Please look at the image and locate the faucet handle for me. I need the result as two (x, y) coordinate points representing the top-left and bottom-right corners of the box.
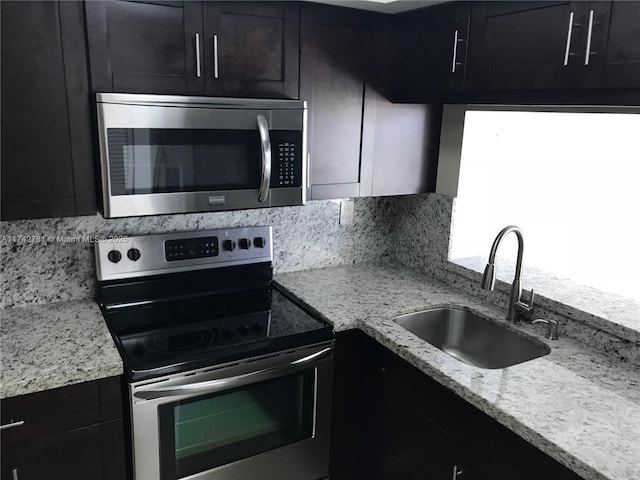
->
(524, 288), (536, 308)
(514, 288), (535, 321)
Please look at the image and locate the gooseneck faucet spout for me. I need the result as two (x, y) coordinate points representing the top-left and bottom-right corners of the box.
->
(481, 225), (535, 322)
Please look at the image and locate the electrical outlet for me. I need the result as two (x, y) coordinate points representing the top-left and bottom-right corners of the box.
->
(339, 199), (354, 226)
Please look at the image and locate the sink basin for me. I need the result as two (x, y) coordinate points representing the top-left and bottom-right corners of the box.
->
(393, 308), (550, 369)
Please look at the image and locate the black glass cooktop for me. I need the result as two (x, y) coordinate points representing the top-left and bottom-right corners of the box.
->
(101, 286), (332, 381)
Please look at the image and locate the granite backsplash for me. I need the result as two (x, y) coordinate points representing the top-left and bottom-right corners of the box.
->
(2, 192), (638, 365)
(0, 198), (394, 308)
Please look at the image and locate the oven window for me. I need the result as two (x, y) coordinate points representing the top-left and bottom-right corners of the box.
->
(158, 371), (315, 480)
(106, 128), (261, 195)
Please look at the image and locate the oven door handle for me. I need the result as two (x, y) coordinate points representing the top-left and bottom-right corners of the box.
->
(257, 114), (271, 203)
(133, 347), (331, 400)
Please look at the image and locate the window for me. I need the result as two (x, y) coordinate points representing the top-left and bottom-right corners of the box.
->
(439, 106), (640, 310)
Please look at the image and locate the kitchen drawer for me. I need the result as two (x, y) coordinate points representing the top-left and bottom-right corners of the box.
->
(0, 377), (122, 445)
(1, 381), (100, 445)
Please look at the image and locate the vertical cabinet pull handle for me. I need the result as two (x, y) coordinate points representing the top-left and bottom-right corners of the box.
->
(12, 468), (19, 480)
(563, 11), (575, 66)
(452, 465), (463, 479)
(195, 33), (202, 78)
(584, 9), (595, 65)
(451, 29), (459, 73)
(213, 34), (219, 79)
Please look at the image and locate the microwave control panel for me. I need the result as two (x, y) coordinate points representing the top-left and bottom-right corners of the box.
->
(271, 131), (302, 188)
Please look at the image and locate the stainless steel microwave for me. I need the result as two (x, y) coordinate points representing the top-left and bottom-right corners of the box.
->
(95, 93), (307, 218)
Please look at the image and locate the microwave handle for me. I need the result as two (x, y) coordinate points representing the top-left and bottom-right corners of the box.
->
(257, 115), (271, 203)
(133, 347), (332, 400)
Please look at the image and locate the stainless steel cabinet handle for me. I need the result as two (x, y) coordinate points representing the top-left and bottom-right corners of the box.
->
(0, 420), (25, 431)
(563, 11), (575, 66)
(306, 152), (311, 188)
(213, 34), (219, 79)
(257, 114), (271, 203)
(452, 465), (463, 479)
(584, 9), (594, 65)
(134, 347), (332, 400)
(195, 33), (202, 78)
(451, 29), (459, 73)
(12, 468), (18, 480)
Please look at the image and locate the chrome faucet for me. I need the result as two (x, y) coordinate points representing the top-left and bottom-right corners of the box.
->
(481, 225), (535, 322)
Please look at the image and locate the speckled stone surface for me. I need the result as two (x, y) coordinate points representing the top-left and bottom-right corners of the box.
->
(392, 193), (640, 349)
(275, 262), (640, 480)
(0, 198), (393, 309)
(0, 300), (123, 399)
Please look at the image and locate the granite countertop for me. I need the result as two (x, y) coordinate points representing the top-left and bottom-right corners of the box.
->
(0, 300), (123, 399)
(275, 262), (640, 480)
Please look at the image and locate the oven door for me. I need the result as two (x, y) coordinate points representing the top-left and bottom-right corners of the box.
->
(97, 97), (305, 218)
(129, 342), (333, 480)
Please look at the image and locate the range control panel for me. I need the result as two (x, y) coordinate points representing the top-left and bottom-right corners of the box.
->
(165, 236), (219, 261)
(95, 226), (272, 281)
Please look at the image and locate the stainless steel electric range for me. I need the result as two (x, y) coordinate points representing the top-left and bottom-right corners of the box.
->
(95, 226), (334, 480)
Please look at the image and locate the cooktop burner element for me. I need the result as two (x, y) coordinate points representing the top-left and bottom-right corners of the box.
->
(96, 226), (333, 381)
(144, 326), (214, 354)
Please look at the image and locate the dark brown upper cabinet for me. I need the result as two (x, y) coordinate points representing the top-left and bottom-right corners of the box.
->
(300, 3), (369, 199)
(1, 1), (96, 220)
(466, 1), (590, 90)
(301, 3), (440, 201)
(466, 1), (639, 92)
(202, 2), (299, 98)
(85, 1), (203, 95)
(390, 2), (471, 101)
(599, 1), (640, 88)
(85, 1), (299, 98)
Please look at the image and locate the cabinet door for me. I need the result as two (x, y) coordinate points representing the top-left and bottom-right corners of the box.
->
(391, 2), (470, 100)
(467, 1), (588, 90)
(601, 1), (640, 88)
(360, 89), (441, 197)
(301, 4), (367, 200)
(472, 422), (585, 480)
(374, 368), (468, 480)
(1, 426), (104, 480)
(85, 0), (203, 94)
(0, 1), (95, 220)
(202, 1), (299, 98)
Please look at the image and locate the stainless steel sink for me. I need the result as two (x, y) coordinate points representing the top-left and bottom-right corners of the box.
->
(393, 308), (550, 369)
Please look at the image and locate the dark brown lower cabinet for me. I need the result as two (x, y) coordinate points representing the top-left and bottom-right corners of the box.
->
(0, 377), (125, 480)
(331, 330), (585, 480)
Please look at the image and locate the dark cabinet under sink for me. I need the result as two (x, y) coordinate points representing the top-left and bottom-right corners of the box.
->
(330, 330), (585, 480)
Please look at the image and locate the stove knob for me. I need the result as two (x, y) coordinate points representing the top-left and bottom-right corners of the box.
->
(239, 238), (251, 250)
(107, 250), (122, 263)
(127, 248), (141, 261)
(253, 237), (266, 248)
(223, 239), (236, 251)
(238, 325), (249, 336)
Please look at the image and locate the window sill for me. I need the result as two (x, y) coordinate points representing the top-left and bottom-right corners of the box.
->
(447, 256), (640, 344)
